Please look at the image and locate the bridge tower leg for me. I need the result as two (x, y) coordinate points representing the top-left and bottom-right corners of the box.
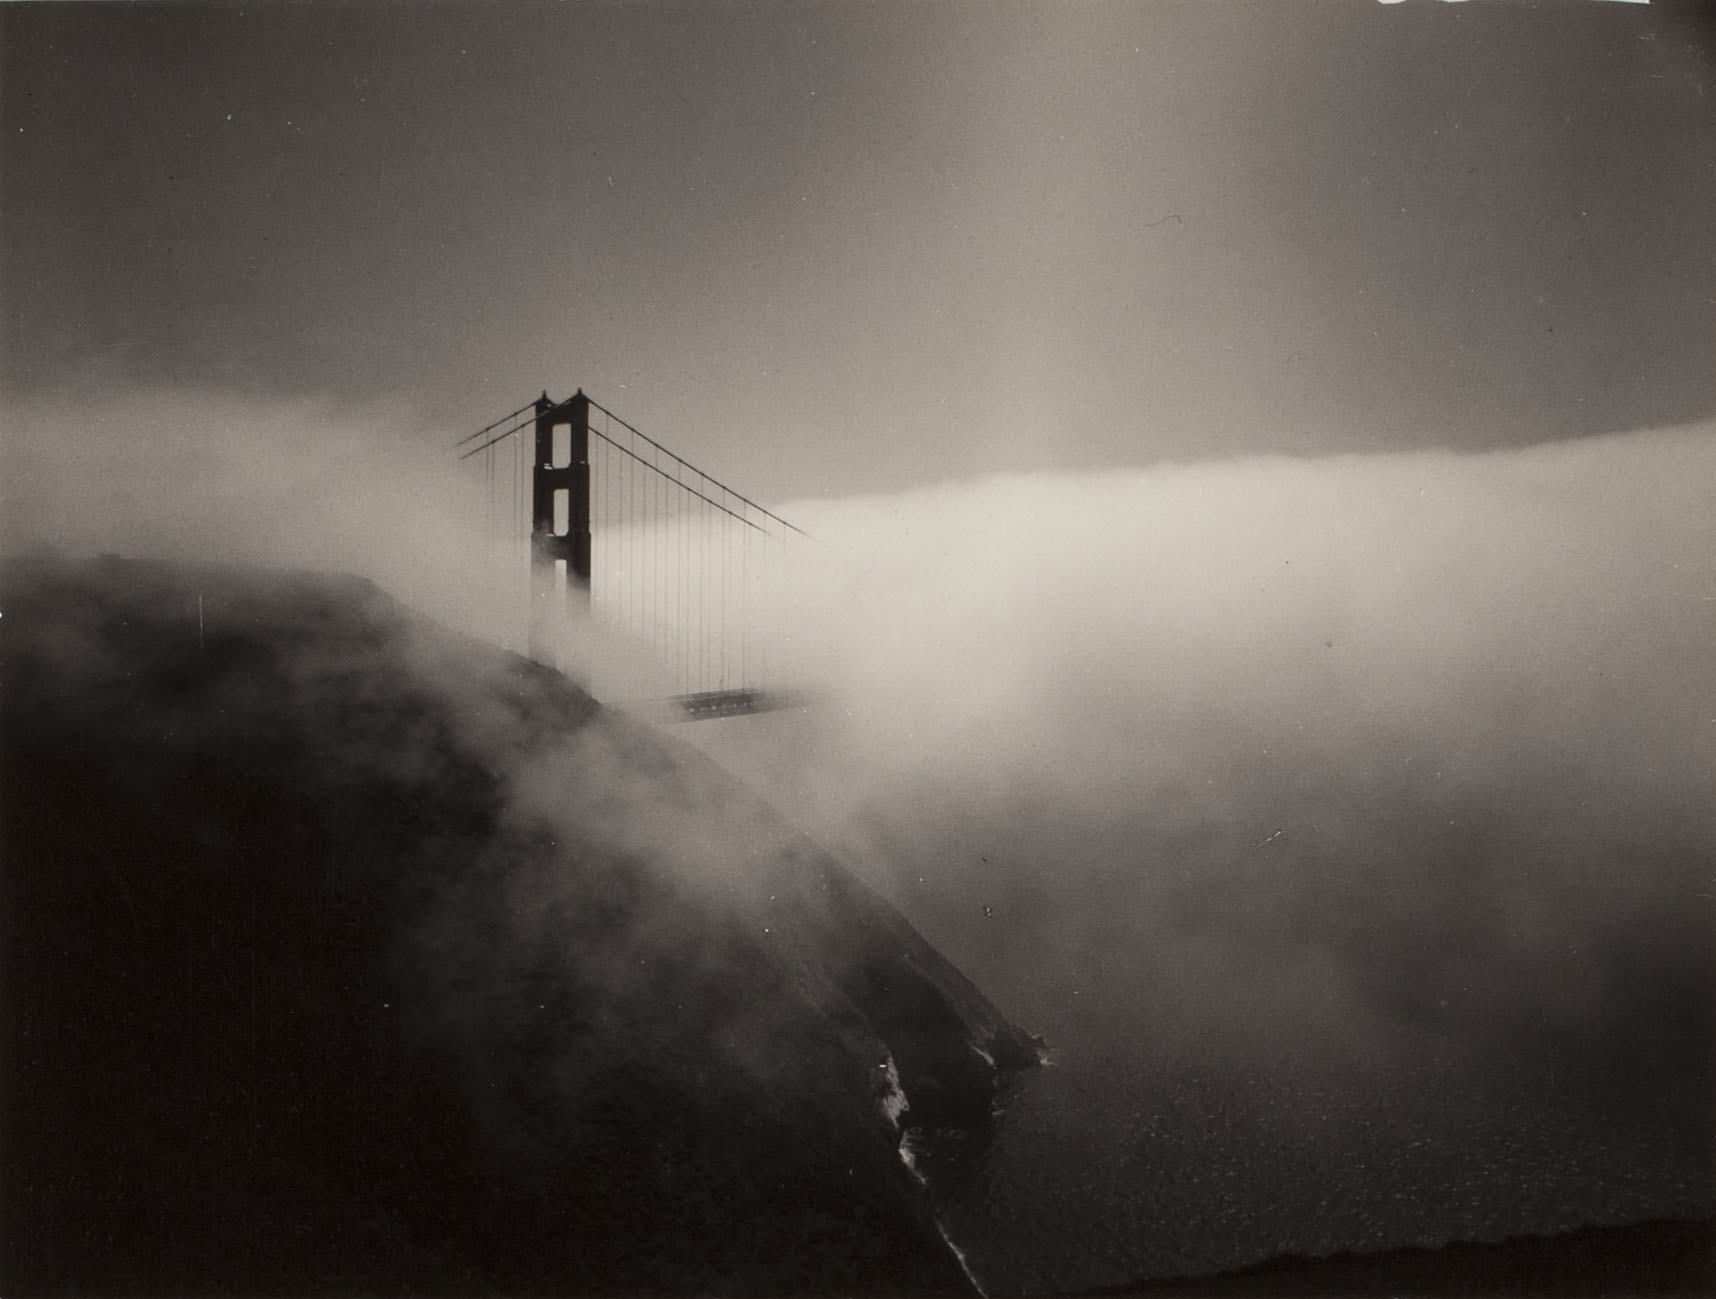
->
(529, 390), (591, 666)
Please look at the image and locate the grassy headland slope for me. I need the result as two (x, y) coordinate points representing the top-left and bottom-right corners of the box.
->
(0, 556), (1037, 1296)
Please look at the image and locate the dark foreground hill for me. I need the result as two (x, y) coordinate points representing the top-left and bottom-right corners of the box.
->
(0, 556), (1040, 1296)
(1080, 1217), (1715, 1297)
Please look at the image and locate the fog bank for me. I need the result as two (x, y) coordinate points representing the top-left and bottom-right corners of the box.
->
(1, 387), (515, 644)
(708, 424), (1715, 1137)
(8, 388), (1711, 1135)
(8, 386), (1711, 1276)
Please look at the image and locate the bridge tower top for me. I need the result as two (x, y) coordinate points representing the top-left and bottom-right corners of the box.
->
(529, 391), (591, 662)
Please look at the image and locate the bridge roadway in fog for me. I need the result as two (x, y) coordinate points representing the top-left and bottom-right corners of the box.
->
(460, 390), (809, 720)
(624, 688), (813, 724)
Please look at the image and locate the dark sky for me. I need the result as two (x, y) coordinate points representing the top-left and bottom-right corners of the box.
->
(4, 0), (1713, 500)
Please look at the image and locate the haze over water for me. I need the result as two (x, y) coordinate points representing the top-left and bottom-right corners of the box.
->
(691, 425), (1716, 1291)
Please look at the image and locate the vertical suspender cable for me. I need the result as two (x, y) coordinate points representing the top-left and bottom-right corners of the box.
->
(682, 472), (688, 684)
(652, 455), (661, 661)
(646, 451), (654, 658)
(627, 436), (634, 640)
(658, 461), (667, 664)
(741, 513), (749, 690)
(719, 504), (728, 690)
(632, 433), (641, 645)
(700, 487), (710, 692)
(513, 434), (523, 648)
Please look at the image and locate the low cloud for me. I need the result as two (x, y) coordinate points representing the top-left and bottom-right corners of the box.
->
(1, 386), (518, 646)
(8, 385), (1712, 1139)
(703, 424), (1716, 1136)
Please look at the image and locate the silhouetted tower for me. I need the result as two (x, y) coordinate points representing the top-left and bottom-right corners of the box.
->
(529, 390), (591, 664)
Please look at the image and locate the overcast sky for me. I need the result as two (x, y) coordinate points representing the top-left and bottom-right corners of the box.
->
(4, 0), (1713, 503)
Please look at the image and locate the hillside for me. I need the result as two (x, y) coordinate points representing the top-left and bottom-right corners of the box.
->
(0, 555), (1040, 1296)
(1083, 1217), (1715, 1297)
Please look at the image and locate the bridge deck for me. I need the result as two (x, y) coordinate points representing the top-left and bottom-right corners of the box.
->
(623, 688), (811, 724)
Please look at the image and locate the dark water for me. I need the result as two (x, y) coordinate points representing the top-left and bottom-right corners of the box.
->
(930, 1026), (1713, 1296)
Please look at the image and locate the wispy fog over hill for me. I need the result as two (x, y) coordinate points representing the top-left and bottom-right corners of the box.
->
(0, 555), (1037, 1295)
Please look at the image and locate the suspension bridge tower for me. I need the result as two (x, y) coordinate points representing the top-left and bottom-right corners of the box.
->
(529, 390), (591, 663)
(460, 385), (807, 719)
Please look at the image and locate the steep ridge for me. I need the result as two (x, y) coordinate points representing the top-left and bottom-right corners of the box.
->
(0, 556), (1039, 1296)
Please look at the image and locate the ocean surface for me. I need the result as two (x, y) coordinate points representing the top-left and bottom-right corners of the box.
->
(925, 1019), (1713, 1295)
